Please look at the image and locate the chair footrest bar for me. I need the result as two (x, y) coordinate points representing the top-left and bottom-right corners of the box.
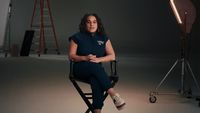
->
(86, 97), (93, 99)
(84, 93), (92, 95)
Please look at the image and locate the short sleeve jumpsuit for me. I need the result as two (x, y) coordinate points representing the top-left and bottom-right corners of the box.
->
(69, 32), (113, 109)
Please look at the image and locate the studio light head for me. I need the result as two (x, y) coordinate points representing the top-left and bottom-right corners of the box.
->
(169, 0), (182, 24)
(169, 0), (196, 33)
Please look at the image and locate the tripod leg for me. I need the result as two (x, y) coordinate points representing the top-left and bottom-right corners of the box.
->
(186, 60), (200, 90)
(156, 59), (179, 90)
(180, 58), (185, 94)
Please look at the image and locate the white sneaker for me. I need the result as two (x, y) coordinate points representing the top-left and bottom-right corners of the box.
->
(112, 93), (126, 110)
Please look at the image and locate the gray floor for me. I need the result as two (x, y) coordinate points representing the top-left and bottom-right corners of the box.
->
(0, 54), (200, 113)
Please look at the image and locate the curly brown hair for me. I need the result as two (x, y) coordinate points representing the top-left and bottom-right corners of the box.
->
(79, 13), (106, 36)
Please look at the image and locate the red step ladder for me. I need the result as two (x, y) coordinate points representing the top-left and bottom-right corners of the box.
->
(30, 0), (60, 56)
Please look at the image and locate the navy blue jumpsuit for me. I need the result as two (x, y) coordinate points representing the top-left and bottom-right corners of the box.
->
(69, 32), (112, 109)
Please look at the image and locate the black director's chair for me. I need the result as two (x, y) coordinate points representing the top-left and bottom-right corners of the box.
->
(69, 60), (118, 113)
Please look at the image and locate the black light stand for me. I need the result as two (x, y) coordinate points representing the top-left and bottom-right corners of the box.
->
(3, 1), (12, 57)
(149, 12), (200, 106)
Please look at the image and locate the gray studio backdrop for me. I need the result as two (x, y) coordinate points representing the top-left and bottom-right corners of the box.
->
(8, 0), (200, 55)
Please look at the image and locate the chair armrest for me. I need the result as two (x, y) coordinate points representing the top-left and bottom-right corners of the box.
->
(110, 60), (117, 76)
(109, 60), (118, 83)
(69, 60), (74, 78)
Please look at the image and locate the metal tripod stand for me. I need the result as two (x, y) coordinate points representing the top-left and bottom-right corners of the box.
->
(3, 1), (12, 57)
(149, 12), (200, 106)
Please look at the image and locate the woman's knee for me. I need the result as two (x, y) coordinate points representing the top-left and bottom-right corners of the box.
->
(93, 101), (104, 110)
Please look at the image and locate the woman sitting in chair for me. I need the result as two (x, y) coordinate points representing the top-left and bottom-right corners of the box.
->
(68, 13), (126, 113)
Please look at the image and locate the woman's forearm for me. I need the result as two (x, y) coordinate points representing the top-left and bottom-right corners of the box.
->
(99, 54), (115, 62)
(69, 54), (88, 62)
(89, 54), (115, 63)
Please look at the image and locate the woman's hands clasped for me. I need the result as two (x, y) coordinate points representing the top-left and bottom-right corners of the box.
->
(87, 54), (101, 63)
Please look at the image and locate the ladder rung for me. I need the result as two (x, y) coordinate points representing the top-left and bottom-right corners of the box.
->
(44, 25), (52, 27)
(32, 28), (53, 32)
(40, 35), (54, 38)
(32, 42), (39, 45)
(43, 15), (50, 17)
(43, 8), (48, 11)
(31, 25), (52, 28)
